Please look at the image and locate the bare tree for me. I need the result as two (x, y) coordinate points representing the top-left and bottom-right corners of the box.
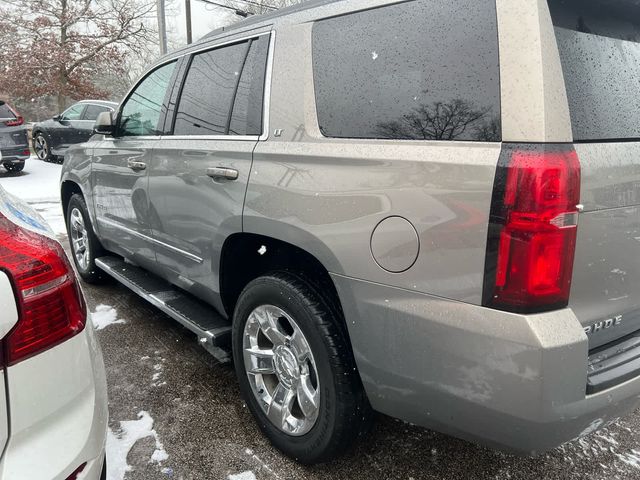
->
(0, 0), (157, 113)
(375, 99), (498, 141)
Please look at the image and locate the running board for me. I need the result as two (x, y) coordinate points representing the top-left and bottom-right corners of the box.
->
(95, 255), (231, 363)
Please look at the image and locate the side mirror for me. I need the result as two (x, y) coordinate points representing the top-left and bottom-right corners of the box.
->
(94, 111), (115, 135)
(52, 114), (61, 121)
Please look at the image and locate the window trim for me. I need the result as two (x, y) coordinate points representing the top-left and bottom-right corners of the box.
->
(167, 31), (274, 141)
(111, 30), (274, 141)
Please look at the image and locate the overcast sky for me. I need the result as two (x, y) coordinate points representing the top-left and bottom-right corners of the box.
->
(166, 0), (241, 47)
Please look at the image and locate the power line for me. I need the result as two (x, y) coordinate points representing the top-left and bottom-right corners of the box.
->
(196, 0), (253, 16)
(198, 0), (277, 12)
(232, 0), (278, 10)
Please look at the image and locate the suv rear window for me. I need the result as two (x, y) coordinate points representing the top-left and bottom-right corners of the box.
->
(549, 0), (640, 141)
(0, 102), (16, 120)
(311, 0), (501, 141)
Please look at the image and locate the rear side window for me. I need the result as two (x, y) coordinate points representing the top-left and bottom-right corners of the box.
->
(174, 42), (248, 136)
(312, 0), (501, 141)
(83, 104), (111, 121)
(229, 36), (269, 136)
(119, 61), (177, 136)
(549, 0), (640, 141)
(0, 102), (16, 120)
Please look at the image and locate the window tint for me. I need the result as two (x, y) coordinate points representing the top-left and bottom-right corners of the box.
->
(83, 104), (111, 121)
(174, 42), (248, 136)
(549, 0), (640, 141)
(229, 36), (269, 136)
(0, 102), (15, 119)
(312, 0), (501, 141)
(120, 61), (177, 136)
(61, 103), (85, 121)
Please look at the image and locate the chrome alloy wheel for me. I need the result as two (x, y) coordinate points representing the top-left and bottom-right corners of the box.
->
(243, 304), (320, 436)
(69, 207), (89, 270)
(34, 135), (48, 160)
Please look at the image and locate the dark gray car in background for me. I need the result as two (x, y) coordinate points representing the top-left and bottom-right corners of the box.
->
(60, 0), (640, 465)
(0, 100), (29, 173)
(32, 100), (117, 163)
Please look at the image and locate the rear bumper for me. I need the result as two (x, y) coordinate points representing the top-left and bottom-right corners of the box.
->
(332, 274), (640, 454)
(0, 321), (108, 479)
(1, 146), (29, 162)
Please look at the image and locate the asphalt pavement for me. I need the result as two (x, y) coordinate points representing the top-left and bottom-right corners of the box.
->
(77, 258), (640, 480)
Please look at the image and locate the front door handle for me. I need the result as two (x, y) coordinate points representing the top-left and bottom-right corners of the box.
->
(207, 167), (238, 180)
(128, 160), (146, 171)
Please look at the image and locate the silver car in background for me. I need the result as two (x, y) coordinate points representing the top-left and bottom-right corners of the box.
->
(60, 0), (640, 464)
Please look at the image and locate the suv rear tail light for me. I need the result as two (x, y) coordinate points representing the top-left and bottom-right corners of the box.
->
(0, 213), (86, 366)
(4, 116), (23, 127)
(483, 144), (581, 313)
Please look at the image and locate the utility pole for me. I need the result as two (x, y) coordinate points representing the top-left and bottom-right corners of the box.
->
(185, 0), (193, 44)
(157, 0), (168, 55)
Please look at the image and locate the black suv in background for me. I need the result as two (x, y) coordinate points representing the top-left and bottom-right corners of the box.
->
(32, 100), (117, 162)
(0, 100), (29, 173)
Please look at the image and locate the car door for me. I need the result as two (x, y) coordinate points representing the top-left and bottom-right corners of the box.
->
(92, 60), (179, 272)
(79, 104), (112, 143)
(148, 34), (271, 304)
(50, 103), (86, 151)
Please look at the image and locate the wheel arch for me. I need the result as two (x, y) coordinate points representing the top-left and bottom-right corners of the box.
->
(219, 232), (343, 321)
(60, 180), (84, 220)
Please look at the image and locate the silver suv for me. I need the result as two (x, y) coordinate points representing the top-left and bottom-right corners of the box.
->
(60, 0), (640, 463)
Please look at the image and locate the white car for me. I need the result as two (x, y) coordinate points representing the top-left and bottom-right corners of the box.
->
(0, 186), (108, 479)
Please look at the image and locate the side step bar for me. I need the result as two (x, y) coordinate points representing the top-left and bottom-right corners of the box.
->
(95, 255), (231, 363)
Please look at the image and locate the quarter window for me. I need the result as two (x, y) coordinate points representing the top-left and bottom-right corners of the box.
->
(119, 61), (177, 136)
(312, 0), (501, 141)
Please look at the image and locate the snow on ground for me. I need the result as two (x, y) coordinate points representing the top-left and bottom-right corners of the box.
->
(92, 305), (126, 330)
(0, 156), (62, 202)
(31, 201), (66, 235)
(228, 472), (257, 480)
(107, 411), (169, 480)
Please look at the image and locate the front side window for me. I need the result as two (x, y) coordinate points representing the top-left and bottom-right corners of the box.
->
(61, 104), (85, 121)
(119, 61), (177, 136)
(83, 104), (111, 121)
(312, 0), (501, 141)
(174, 42), (248, 136)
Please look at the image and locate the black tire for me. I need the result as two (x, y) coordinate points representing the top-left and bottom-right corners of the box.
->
(232, 272), (373, 464)
(33, 132), (52, 162)
(4, 163), (24, 172)
(66, 194), (108, 283)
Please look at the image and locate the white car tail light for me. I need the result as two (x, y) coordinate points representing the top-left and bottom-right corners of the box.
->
(0, 213), (86, 365)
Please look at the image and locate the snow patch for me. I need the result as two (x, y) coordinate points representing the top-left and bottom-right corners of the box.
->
(92, 305), (126, 330)
(0, 157), (62, 202)
(31, 202), (66, 235)
(616, 449), (640, 469)
(107, 411), (169, 480)
(228, 472), (257, 480)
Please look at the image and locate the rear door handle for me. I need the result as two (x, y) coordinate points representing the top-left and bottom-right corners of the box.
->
(207, 167), (238, 180)
(127, 160), (146, 171)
